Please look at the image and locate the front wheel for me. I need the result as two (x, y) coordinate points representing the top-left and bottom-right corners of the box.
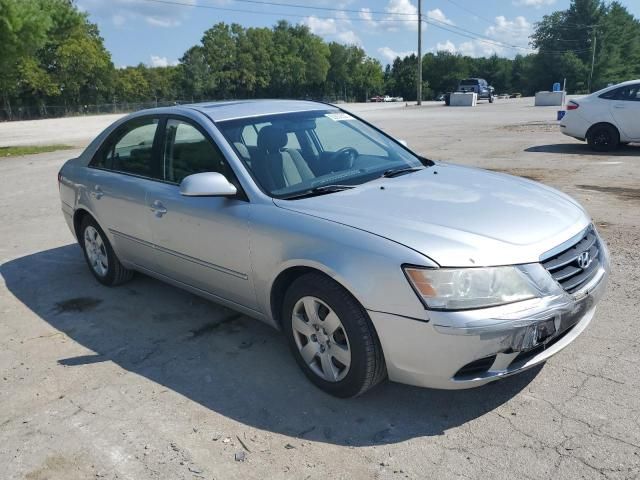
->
(488, 94), (494, 103)
(587, 124), (619, 152)
(80, 216), (134, 286)
(282, 273), (386, 397)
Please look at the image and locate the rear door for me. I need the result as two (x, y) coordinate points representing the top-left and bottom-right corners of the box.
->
(605, 83), (640, 139)
(85, 117), (161, 268)
(144, 116), (257, 309)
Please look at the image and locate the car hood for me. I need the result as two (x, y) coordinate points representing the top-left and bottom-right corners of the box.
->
(273, 163), (590, 267)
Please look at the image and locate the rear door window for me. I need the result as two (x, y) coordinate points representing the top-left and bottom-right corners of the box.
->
(600, 85), (640, 101)
(92, 118), (160, 178)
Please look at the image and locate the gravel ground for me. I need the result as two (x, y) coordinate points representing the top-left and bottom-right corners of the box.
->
(1, 98), (639, 480)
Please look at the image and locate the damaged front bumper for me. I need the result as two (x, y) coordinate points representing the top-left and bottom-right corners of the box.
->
(368, 249), (609, 390)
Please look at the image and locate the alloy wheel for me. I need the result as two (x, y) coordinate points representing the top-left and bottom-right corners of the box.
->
(84, 225), (108, 277)
(291, 296), (351, 382)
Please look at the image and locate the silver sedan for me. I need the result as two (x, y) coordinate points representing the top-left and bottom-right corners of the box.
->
(58, 100), (609, 397)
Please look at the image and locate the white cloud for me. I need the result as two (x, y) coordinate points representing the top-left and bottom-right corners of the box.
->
(432, 15), (534, 58)
(486, 15), (532, 44)
(149, 55), (178, 67)
(79, 0), (199, 28)
(304, 17), (337, 35)
(336, 30), (361, 45)
(513, 0), (555, 7)
(378, 46), (415, 63)
(434, 40), (457, 53)
(360, 0), (420, 31)
(304, 10), (361, 45)
(427, 8), (454, 25)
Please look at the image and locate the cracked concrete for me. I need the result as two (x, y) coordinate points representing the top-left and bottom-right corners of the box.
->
(1, 98), (639, 479)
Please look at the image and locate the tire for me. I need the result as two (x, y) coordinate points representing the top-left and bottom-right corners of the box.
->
(80, 216), (134, 286)
(488, 94), (494, 103)
(282, 273), (386, 398)
(587, 124), (619, 152)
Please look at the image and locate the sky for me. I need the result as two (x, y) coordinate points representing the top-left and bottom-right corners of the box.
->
(76, 0), (640, 68)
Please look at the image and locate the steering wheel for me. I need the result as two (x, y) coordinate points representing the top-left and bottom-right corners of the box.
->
(328, 147), (359, 170)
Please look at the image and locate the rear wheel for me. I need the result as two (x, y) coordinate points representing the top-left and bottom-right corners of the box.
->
(80, 216), (133, 286)
(282, 273), (386, 397)
(587, 124), (619, 152)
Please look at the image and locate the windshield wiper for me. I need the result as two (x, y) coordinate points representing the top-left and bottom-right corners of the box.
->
(382, 166), (425, 178)
(282, 184), (355, 200)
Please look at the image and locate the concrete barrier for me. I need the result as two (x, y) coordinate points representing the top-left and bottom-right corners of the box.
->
(534, 91), (565, 106)
(450, 92), (477, 106)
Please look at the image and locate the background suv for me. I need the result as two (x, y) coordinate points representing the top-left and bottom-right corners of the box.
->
(457, 78), (495, 103)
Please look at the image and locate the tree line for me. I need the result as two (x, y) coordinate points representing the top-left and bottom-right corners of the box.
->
(1, 0), (639, 120)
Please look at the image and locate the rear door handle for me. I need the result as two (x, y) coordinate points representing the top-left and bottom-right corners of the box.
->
(613, 104), (626, 109)
(91, 185), (103, 199)
(150, 200), (167, 217)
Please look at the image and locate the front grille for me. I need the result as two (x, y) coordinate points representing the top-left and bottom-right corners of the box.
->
(541, 226), (601, 294)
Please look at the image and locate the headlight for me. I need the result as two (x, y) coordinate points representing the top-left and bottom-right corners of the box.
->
(404, 264), (562, 310)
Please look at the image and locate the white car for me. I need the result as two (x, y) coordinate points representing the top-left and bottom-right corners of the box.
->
(560, 79), (640, 151)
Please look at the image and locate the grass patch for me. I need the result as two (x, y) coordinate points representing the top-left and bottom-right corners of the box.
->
(0, 144), (74, 158)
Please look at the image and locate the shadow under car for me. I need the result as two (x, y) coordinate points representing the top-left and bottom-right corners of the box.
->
(0, 244), (541, 446)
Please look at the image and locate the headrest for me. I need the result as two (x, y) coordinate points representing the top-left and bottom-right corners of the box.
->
(257, 126), (287, 154)
(233, 142), (250, 160)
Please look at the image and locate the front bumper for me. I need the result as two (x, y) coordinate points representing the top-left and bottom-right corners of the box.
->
(369, 259), (609, 390)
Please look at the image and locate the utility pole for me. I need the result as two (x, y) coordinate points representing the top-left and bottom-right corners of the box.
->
(588, 27), (597, 93)
(417, 0), (422, 105)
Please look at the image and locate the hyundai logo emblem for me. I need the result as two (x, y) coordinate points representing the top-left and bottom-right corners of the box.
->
(577, 251), (592, 269)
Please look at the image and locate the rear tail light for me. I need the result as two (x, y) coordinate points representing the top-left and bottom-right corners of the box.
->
(566, 101), (579, 110)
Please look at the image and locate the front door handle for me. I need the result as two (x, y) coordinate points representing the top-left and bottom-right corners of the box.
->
(91, 185), (103, 199)
(613, 104), (626, 109)
(150, 200), (167, 217)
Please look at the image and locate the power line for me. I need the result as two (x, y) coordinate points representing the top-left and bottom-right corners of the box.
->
(227, 0), (419, 17)
(139, 0), (419, 22)
(442, 0), (494, 24)
(425, 19), (593, 55)
(137, 0), (595, 56)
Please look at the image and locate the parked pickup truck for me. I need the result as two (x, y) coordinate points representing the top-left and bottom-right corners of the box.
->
(457, 78), (495, 103)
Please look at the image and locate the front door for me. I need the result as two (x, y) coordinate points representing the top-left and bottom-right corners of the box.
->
(145, 117), (257, 310)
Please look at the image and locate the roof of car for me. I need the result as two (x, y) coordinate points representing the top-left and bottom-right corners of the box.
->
(183, 99), (338, 122)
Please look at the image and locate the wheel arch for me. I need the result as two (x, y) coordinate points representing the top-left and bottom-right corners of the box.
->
(73, 208), (93, 240)
(586, 122), (620, 141)
(269, 262), (363, 330)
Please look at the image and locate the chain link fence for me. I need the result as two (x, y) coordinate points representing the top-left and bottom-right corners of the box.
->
(0, 95), (356, 122)
(0, 99), (198, 122)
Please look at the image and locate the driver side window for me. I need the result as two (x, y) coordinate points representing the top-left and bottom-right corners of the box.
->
(163, 119), (229, 184)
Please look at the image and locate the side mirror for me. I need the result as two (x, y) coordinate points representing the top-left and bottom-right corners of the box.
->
(179, 172), (237, 197)
(398, 139), (408, 147)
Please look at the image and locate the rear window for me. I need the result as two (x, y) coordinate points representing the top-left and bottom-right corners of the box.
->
(460, 79), (479, 86)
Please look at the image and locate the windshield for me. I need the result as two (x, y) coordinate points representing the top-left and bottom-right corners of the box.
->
(460, 79), (479, 86)
(217, 110), (425, 198)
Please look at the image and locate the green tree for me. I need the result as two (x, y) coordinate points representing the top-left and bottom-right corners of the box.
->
(179, 46), (210, 101)
(0, 0), (51, 117)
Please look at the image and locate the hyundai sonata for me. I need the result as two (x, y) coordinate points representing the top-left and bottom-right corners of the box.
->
(58, 100), (609, 397)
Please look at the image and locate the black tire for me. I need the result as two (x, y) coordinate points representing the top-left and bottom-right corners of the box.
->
(587, 124), (619, 152)
(282, 273), (386, 398)
(79, 215), (134, 286)
(488, 94), (494, 103)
